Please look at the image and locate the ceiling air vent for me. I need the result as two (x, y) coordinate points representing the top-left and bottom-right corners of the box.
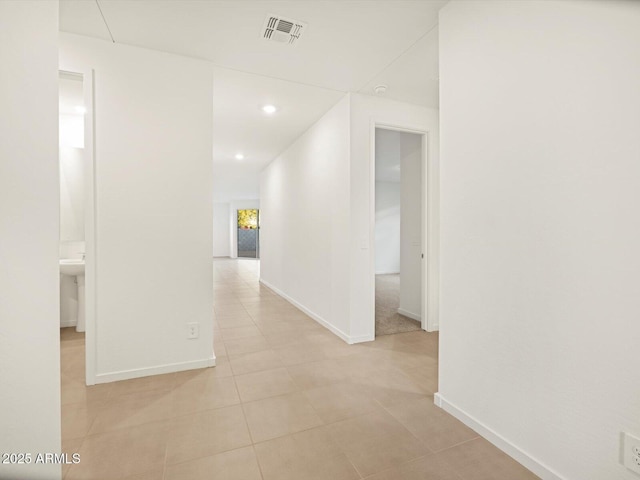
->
(262, 14), (307, 45)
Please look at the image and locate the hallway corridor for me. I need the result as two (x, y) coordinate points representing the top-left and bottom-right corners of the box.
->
(60, 259), (538, 480)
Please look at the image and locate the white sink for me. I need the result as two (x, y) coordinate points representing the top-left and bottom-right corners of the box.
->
(60, 258), (85, 276)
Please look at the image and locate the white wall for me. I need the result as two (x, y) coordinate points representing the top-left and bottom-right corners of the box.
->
(0, 2), (61, 479)
(374, 181), (400, 274)
(399, 132), (422, 319)
(229, 199), (260, 258)
(213, 202), (231, 257)
(59, 33), (215, 382)
(350, 93), (439, 340)
(438, 1), (640, 479)
(261, 94), (438, 342)
(213, 163), (260, 203)
(260, 96), (351, 339)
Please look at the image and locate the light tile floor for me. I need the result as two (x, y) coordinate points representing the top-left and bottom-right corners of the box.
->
(60, 258), (539, 480)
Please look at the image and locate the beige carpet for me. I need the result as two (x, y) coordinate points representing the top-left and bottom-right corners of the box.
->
(375, 274), (421, 336)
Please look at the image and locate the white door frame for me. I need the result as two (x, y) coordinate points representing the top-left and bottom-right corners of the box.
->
(60, 68), (97, 385)
(369, 120), (439, 333)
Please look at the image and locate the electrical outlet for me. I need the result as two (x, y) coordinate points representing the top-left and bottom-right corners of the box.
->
(187, 322), (199, 339)
(622, 432), (640, 474)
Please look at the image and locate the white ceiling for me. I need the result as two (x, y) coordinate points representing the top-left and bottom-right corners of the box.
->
(59, 1), (445, 202)
(212, 66), (344, 202)
(362, 26), (439, 108)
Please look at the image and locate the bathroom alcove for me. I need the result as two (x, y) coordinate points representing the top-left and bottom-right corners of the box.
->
(58, 68), (96, 385)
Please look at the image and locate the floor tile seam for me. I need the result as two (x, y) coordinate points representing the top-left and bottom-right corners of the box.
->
(219, 331), (265, 342)
(98, 394), (175, 415)
(370, 398), (438, 453)
(86, 398), (249, 438)
(62, 434), (88, 477)
(85, 414), (173, 438)
(298, 377), (365, 396)
(283, 358), (343, 388)
(331, 445), (366, 479)
(359, 392), (432, 412)
(295, 389), (386, 429)
(227, 362), (285, 378)
(348, 445), (428, 479)
(358, 453), (438, 479)
(338, 362), (422, 378)
(249, 444), (267, 480)
(62, 409), (100, 443)
(242, 415), (328, 446)
(221, 335), (269, 352)
(312, 402), (392, 434)
(159, 442), (168, 480)
(228, 368), (247, 412)
(356, 422), (432, 454)
(277, 354), (334, 369)
(238, 386), (329, 440)
(234, 382), (302, 405)
(239, 400), (261, 445)
(248, 422), (348, 460)
(166, 393), (244, 420)
(164, 440), (254, 470)
(104, 382), (178, 403)
(216, 323), (260, 333)
(163, 444), (255, 475)
(60, 398), (108, 412)
(213, 299), (248, 307)
(219, 329), (262, 340)
(242, 392), (331, 443)
(212, 294), (243, 300)
(224, 346), (271, 357)
(428, 434), (482, 455)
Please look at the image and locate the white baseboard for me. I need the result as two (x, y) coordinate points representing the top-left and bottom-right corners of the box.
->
(60, 320), (77, 328)
(397, 308), (421, 322)
(375, 271), (400, 275)
(94, 356), (217, 384)
(434, 394), (566, 480)
(349, 333), (375, 344)
(259, 278), (366, 344)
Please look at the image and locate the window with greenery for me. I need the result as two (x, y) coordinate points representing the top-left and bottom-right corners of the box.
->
(237, 209), (259, 229)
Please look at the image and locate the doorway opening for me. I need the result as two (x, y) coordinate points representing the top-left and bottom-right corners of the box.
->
(58, 69), (96, 388)
(237, 209), (260, 258)
(373, 127), (426, 336)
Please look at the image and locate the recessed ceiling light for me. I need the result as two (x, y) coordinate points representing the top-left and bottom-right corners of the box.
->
(75, 106), (86, 114)
(235, 153), (245, 160)
(262, 105), (277, 114)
